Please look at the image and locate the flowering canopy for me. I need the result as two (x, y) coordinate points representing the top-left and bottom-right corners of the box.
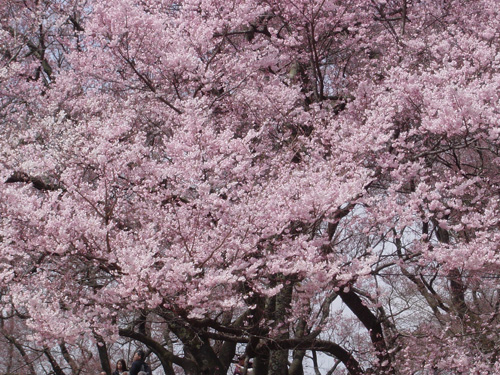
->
(1, 0), (500, 374)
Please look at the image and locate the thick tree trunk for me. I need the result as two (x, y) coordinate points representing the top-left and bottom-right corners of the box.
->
(95, 335), (111, 375)
(337, 289), (393, 375)
(253, 347), (270, 375)
(167, 321), (225, 374)
(288, 350), (305, 375)
(288, 320), (307, 375)
(268, 280), (293, 375)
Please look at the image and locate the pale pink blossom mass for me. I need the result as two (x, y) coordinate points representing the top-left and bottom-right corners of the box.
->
(1, 0), (500, 374)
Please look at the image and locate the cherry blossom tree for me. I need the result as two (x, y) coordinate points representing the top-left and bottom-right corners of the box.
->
(1, 0), (500, 374)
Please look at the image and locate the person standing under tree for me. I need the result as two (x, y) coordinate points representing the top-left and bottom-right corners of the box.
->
(112, 359), (128, 375)
(129, 350), (152, 375)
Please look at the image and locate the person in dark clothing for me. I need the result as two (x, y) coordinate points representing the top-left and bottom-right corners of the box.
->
(129, 350), (152, 375)
(112, 359), (128, 375)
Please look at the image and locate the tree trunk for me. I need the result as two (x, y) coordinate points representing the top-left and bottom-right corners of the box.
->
(269, 281), (294, 375)
(95, 335), (111, 375)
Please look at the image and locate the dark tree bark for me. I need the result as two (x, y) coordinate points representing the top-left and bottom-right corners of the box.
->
(268, 281), (293, 375)
(95, 335), (111, 375)
(44, 348), (66, 375)
(336, 289), (393, 374)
